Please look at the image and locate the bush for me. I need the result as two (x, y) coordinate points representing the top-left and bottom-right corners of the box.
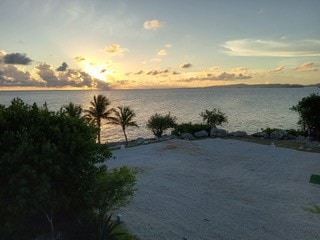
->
(291, 93), (320, 139)
(0, 98), (136, 239)
(172, 122), (211, 136)
(147, 112), (177, 138)
(200, 109), (227, 128)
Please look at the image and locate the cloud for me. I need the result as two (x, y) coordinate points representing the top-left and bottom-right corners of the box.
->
(178, 72), (252, 83)
(135, 70), (143, 75)
(157, 49), (167, 56)
(0, 65), (41, 87)
(105, 44), (128, 56)
(165, 44), (171, 48)
(232, 67), (249, 73)
(74, 56), (86, 62)
(270, 65), (285, 72)
(3, 53), (32, 65)
(294, 62), (318, 72)
(56, 62), (68, 71)
(180, 63), (192, 69)
(223, 39), (320, 57)
(210, 66), (220, 71)
(143, 19), (164, 30)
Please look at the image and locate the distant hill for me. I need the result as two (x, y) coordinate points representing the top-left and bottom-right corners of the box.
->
(203, 83), (320, 89)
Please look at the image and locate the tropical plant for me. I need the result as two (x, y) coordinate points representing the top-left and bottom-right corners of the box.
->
(291, 93), (320, 139)
(172, 122), (211, 136)
(200, 108), (227, 128)
(147, 112), (177, 138)
(109, 106), (139, 145)
(0, 98), (136, 240)
(84, 95), (114, 144)
(94, 214), (125, 240)
(61, 102), (83, 118)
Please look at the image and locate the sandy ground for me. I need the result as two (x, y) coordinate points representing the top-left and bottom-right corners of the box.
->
(106, 138), (320, 240)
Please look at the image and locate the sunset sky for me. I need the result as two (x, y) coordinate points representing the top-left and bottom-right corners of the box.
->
(0, 0), (319, 90)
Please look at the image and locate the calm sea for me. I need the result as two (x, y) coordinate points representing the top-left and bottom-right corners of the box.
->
(1, 87), (319, 143)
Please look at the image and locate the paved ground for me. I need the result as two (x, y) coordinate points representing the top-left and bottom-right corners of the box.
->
(107, 138), (320, 240)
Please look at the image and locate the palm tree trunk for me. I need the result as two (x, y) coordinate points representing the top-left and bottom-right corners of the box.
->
(123, 127), (128, 145)
(97, 118), (101, 144)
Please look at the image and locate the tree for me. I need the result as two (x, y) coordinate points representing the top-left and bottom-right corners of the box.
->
(0, 98), (135, 239)
(147, 113), (177, 138)
(291, 93), (320, 139)
(200, 108), (227, 128)
(109, 106), (139, 145)
(60, 102), (83, 118)
(84, 95), (114, 144)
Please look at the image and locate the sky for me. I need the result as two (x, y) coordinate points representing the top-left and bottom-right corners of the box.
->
(0, 0), (320, 90)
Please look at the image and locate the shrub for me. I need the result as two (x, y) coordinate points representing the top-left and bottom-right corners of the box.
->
(147, 113), (177, 138)
(172, 122), (211, 136)
(291, 93), (320, 139)
(0, 98), (135, 239)
(200, 109), (227, 128)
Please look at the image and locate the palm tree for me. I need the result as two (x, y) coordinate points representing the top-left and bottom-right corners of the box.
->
(109, 106), (138, 145)
(61, 102), (83, 118)
(84, 95), (113, 144)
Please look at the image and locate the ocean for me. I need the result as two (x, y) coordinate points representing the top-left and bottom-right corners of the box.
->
(1, 87), (319, 143)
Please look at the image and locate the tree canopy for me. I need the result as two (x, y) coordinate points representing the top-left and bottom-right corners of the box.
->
(147, 112), (177, 138)
(200, 109), (227, 128)
(291, 93), (320, 139)
(0, 98), (135, 239)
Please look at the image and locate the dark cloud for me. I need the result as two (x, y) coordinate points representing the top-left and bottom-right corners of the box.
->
(56, 62), (68, 71)
(0, 65), (43, 87)
(179, 63), (192, 69)
(178, 72), (252, 83)
(74, 56), (86, 62)
(135, 70), (143, 75)
(172, 71), (181, 75)
(146, 69), (171, 76)
(3, 53), (32, 65)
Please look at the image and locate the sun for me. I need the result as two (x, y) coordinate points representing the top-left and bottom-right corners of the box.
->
(82, 61), (113, 81)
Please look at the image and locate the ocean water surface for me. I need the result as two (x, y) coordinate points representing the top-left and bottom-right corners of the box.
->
(1, 87), (319, 143)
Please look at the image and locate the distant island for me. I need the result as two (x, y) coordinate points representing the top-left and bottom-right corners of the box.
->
(203, 83), (320, 89)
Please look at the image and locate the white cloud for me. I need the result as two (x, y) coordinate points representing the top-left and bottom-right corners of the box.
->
(157, 49), (167, 56)
(165, 44), (171, 48)
(270, 65), (285, 72)
(294, 62), (318, 72)
(150, 58), (162, 63)
(223, 39), (320, 57)
(105, 44), (128, 56)
(143, 19), (164, 30)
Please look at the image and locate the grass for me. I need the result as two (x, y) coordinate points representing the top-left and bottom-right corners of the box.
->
(305, 205), (320, 215)
(114, 224), (140, 240)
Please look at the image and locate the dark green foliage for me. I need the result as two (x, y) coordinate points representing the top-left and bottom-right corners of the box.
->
(109, 106), (139, 145)
(200, 109), (227, 128)
(261, 127), (280, 137)
(94, 214), (125, 240)
(172, 122), (211, 136)
(291, 93), (320, 139)
(84, 95), (114, 144)
(147, 113), (177, 138)
(60, 102), (83, 118)
(310, 174), (320, 185)
(91, 167), (136, 214)
(0, 98), (135, 239)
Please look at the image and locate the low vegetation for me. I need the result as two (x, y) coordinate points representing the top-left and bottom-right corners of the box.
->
(291, 93), (320, 140)
(147, 112), (177, 138)
(200, 108), (227, 128)
(172, 122), (211, 136)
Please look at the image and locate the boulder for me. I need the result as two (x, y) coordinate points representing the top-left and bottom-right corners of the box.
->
(194, 130), (209, 138)
(180, 133), (195, 140)
(232, 131), (247, 137)
(252, 132), (269, 138)
(270, 130), (288, 139)
(210, 128), (228, 137)
(135, 137), (145, 145)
